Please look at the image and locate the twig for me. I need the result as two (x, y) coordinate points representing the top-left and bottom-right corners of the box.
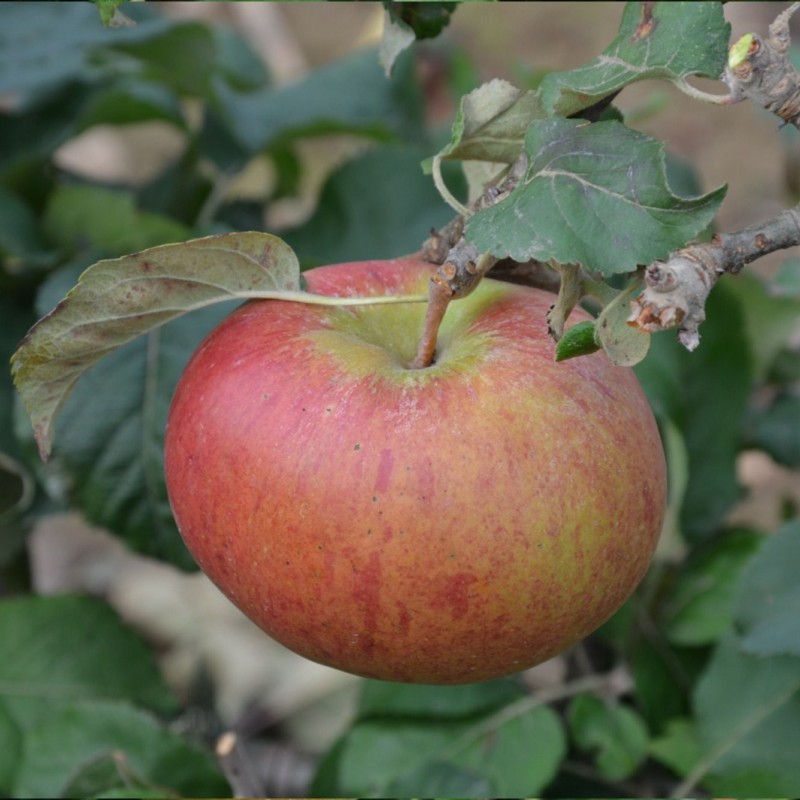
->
(723, 1), (800, 127)
(628, 205), (800, 350)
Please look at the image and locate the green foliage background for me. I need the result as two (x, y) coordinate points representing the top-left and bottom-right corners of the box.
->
(2, 2), (800, 797)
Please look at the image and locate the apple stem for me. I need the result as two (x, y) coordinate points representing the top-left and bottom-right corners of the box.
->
(410, 276), (453, 369)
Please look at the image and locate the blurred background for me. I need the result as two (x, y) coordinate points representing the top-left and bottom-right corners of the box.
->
(2, 3), (800, 798)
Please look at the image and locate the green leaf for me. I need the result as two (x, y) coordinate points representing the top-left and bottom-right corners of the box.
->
(386, 761), (492, 796)
(432, 78), (542, 165)
(11, 232), (299, 461)
(326, 705), (564, 796)
(452, 705), (565, 796)
(211, 46), (424, 154)
(0, 186), (56, 270)
(634, 281), (754, 540)
(725, 272), (800, 381)
(649, 717), (704, 777)
(568, 694), (649, 780)
(688, 636), (800, 795)
(663, 529), (762, 646)
(13, 699), (229, 798)
(0, 595), (176, 732)
(735, 519), (800, 658)
(284, 144), (466, 266)
(464, 118), (726, 275)
(0, 4), (173, 99)
(0, 702), (20, 795)
(747, 392), (800, 468)
(540, 1), (730, 117)
(358, 678), (524, 721)
(554, 320), (600, 362)
(78, 79), (187, 130)
(594, 279), (651, 366)
(44, 185), (190, 256)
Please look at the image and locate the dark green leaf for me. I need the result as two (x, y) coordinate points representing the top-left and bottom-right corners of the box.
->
(211, 47), (424, 154)
(32, 303), (237, 568)
(689, 636), (800, 795)
(635, 281), (753, 540)
(13, 700), (229, 798)
(326, 704), (564, 796)
(663, 529), (762, 646)
(108, 22), (216, 98)
(725, 272), (800, 381)
(0, 186), (56, 270)
(649, 717), (704, 777)
(44, 185), (190, 256)
(285, 144), (467, 266)
(735, 519), (800, 657)
(568, 694), (649, 780)
(386, 762), (492, 796)
(0, 4), (172, 99)
(0, 595), (176, 732)
(540, 1), (730, 117)
(358, 678), (525, 721)
(747, 392), (800, 469)
(464, 118), (726, 275)
(452, 705), (565, 796)
(78, 79), (187, 130)
(0, 702), (20, 795)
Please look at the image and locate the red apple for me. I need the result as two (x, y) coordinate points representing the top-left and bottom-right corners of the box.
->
(164, 257), (666, 684)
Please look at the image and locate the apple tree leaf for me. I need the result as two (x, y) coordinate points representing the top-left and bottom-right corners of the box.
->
(594, 280), (651, 366)
(10, 233), (296, 461)
(539, 1), (730, 117)
(734, 519), (800, 658)
(464, 117), (726, 275)
(568, 694), (649, 781)
(688, 636), (800, 795)
(429, 79), (542, 167)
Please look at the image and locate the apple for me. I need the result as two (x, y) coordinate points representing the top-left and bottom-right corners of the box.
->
(164, 257), (666, 684)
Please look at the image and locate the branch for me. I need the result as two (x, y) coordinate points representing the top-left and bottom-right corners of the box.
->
(724, 2), (800, 127)
(628, 206), (800, 350)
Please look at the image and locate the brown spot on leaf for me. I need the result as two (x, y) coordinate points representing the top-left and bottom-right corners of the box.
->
(633, 1), (658, 41)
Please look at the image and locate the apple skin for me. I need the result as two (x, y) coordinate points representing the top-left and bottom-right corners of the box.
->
(164, 257), (666, 684)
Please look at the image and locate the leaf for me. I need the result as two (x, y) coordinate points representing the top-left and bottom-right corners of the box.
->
(380, 9), (416, 78)
(735, 519), (800, 658)
(555, 320), (600, 362)
(663, 530), (762, 647)
(0, 187), (56, 270)
(725, 272), (800, 381)
(649, 718), (704, 776)
(594, 280), (651, 366)
(747, 392), (800, 468)
(44, 185), (190, 256)
(540, 2), (730, 117)
(326, 706), (564, 796)
(357, 678), (524, 721)
(568, 694), (649, 780)
(11, 232), (300, 461)
(464, 118), (726, 275)
(432, 78), (542, 165)
(211, 46), (424, 154)
(0, 595), (176, 731)
(284, 144), (467, 266)
(0, 4), (173, 99)
(634, 281), (754, 541)
(689, 636), (800, 795)
(13, 700), (229, 798)
(451, 705), (565, 796)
